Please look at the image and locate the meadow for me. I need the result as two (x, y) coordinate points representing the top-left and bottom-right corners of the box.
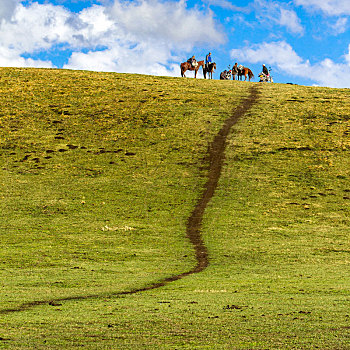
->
(0, 68), (349, 349)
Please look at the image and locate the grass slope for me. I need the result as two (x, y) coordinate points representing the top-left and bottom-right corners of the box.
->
(0, 68), (349, 349)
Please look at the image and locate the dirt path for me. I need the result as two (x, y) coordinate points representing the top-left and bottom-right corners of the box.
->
(184, 85), (260, 273)
(0, 85), (260, 314)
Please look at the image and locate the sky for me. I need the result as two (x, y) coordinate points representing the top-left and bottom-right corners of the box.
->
(1, 0), (350, 88)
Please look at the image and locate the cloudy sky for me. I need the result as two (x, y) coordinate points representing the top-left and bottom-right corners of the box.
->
(1, 0), (350, 87)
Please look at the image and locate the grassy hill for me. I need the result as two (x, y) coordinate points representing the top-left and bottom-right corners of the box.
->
(0, 68), (349, 349)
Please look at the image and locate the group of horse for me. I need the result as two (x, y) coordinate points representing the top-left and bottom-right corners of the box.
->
(180, 60), (254, 81)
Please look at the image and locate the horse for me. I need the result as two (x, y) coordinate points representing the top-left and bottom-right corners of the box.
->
(180, 60), (204, 78)
(203, 62), (216, 79)
(238, 67), (254, 81)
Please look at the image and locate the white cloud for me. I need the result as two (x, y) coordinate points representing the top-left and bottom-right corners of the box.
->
(294, 0), (350, 16)
(64, 45), (181, 76)
(329, 17), (348, 34)
(206, 0), (304, 35)
(65, 0), (224, 75)
(72, 5), (116, 47)
(279, 8), (304, 34)
(108, 0), (224, 48)
(310, 57), (350, 88)
(0, 3), (117, 52)
(0, 0), (223, 76)
(230, 41), (350, 88)
(0, 0), (17, 22)
(231, 41), (310, 72)
(254, 0), (304, 35)
(345, 44), (350, 65)
(203, 0), (251, 13)
(0, 46), (53, 68)
(0, 3), (72, 52)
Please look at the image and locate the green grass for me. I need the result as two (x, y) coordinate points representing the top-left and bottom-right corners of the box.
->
(199, 84), (350, 349)
(0, 68), (349, 349)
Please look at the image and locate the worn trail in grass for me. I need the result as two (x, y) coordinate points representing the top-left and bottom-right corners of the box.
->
(0, 80), (259, 314)
(1, 69), (349, 349)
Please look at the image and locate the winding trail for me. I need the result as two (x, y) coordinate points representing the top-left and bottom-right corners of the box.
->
(0, 86), (260, 315)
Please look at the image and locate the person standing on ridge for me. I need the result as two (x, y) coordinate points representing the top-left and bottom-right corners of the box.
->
(232, 62), (239, 80)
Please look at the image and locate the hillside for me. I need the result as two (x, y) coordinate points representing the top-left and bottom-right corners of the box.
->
(0, 68), (349, 349)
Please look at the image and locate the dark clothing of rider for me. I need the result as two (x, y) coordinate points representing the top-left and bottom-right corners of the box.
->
(262, 65), (269, 76)
(188, 56), (197, 67)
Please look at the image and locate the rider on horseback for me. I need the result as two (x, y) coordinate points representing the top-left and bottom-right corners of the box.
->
(187, 55), (198, 68)
(205, 52), (212, 69)
(259, 64), (273, 82)
(262, 64), (269, 76)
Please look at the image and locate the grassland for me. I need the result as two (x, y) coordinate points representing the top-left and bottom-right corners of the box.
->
(0, 68), (349, 349)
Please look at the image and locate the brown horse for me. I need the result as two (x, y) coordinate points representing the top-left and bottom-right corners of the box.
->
(238, 67), (254, 81)
(203, 62), (216, 79)
(180, 60), (204, 78)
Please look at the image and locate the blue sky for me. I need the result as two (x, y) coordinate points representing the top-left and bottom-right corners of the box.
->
(1, 0), (350, 87)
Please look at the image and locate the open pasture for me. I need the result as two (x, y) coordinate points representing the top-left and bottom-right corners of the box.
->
(0, 68), (349, 349)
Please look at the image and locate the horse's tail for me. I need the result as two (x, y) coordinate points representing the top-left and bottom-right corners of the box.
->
(180, 63), (184, 77)
(249, 69), (254, 79)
